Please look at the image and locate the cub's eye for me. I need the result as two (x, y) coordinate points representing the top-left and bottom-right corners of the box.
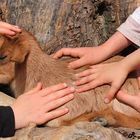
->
(0, 55), (7, 60)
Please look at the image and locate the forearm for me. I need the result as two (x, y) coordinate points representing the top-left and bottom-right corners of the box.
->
(120, 48), (140, 73)
(99, 31), (132, 60)
(99, 7), (140, 61)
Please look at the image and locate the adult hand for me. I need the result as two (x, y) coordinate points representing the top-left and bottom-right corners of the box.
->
(0, 21), (21, 36)
(11, 82), (75, 129)
(74, 62), (128, 103)
(53, 47), (108, 69)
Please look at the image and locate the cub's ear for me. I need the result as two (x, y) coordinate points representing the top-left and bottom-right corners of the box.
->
(0, 36), (4, 48)
(6, 32), (21, 40)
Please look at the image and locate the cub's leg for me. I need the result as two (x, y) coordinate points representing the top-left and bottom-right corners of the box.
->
(64, 108), (140, 128)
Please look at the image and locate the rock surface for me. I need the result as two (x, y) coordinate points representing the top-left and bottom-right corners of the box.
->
(0, 0), (139, 53)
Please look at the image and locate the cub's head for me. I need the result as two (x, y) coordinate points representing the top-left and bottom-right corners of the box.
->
(0, 31), (30, 64)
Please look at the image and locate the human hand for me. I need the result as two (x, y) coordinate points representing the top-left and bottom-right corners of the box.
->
(74, 62), (129, 103)
(53, 47), (108, 69)
(0, 21), (21, 36)
(116, 90), (140, 113)
(11, 82), (75, 129)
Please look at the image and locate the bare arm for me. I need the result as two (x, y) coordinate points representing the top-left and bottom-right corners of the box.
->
(120, 48), (140, 73)
(99, 31), (132, 59)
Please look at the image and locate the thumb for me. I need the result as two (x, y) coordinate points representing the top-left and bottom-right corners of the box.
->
(116, 90), (136, 107)
(26, 82), (43, 95)
(104, 85), (119, 104)
(53, 48), (79, 59)
(68, 58), (88, 69)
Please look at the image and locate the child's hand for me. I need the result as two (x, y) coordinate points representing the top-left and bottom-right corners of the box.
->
(53, 47), (109, 69)
(116, 90), (140, 113)
(11, 83), (75, 129)
(0, 21), (21, 36)
(74, 62), (129, 103)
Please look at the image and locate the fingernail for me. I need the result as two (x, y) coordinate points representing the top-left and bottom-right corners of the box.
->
(10, 31), (16, 35)
(75, 88), (80, 93)
(75, 75), (80, 80)
(64, 108), (69, 112)
(75, 89), (79, 93)
(63, 83), (67, 87)
(14, 25), (19, 28)
(104, 98), (110, 104)
(68, 64), (72, 69)
(68, 94), (74, 99)
(70, 87), (75, 92)
(72, 82), (76, 85)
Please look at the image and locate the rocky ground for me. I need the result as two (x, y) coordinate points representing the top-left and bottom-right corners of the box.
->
(0, 92), (135, 140)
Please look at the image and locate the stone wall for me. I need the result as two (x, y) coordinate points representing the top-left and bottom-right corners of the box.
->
(0, 0), (139, 53)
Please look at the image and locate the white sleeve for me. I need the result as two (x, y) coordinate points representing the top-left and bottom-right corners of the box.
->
(117, 7), (140, 47)
(130, 7), (140, 24)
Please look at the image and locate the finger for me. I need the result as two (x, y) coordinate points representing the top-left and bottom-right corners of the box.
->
(0, 22), (21, 33)
(40, 83), (68, 96)
(74, 74), (97, 86)
(43, 87), (75, 103)
(26, 82), (43, 95)
(45, 108), (69, 122)
(90, 64), (103, 69)
(116, 90), (136, 106)
(76, 80), (101, 93)
(53, 48), (79, 59)
(68, 57), (89, 69)
(9, 26), (21, 33)
(104, 84), (120, 104)
(75, 68), (96, 79)
(45, 94), (74, 111)
(0, 28), (16, 35)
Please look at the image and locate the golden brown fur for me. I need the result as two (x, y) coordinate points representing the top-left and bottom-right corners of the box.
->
(0, 62), (14, 84)
(0, 30), (140, 128)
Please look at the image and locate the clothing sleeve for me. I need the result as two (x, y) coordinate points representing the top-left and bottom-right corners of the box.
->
(0, 106), (15, 137)
(117, 7), (140, 47)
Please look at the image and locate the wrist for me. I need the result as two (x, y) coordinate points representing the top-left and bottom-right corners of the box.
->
(119, 59), (131, 74)
(98, 44), (114, 60)
(11, 105), (19, 129)
(11, 104), (26, 129)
